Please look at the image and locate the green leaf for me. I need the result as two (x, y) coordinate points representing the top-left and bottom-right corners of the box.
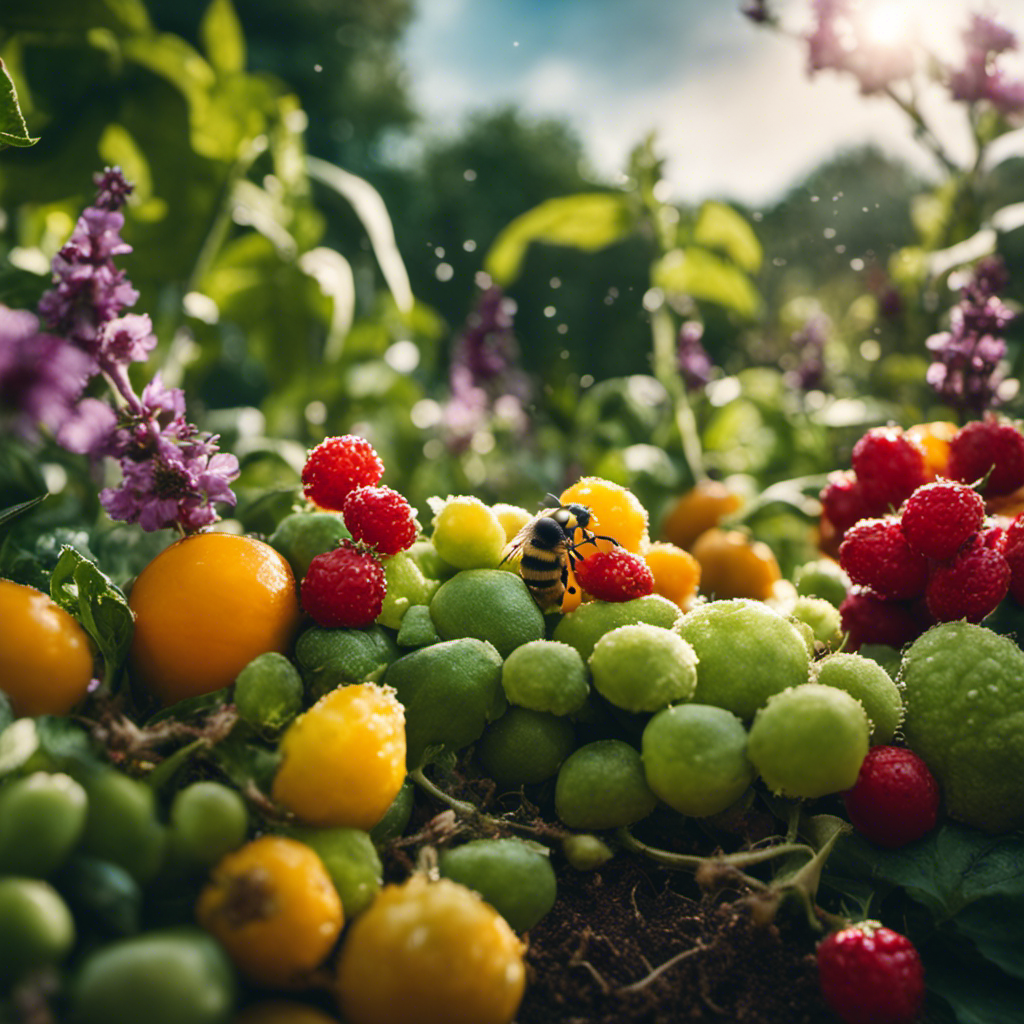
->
(653, 246), (761, 318)
(50, 546), (134, 688)
(200, 0), (246, 75)
(483, 192), (635, 285)
(0, 57), (38, 149)
(693, 200), (762, 273)
(0, 494), (47, 530)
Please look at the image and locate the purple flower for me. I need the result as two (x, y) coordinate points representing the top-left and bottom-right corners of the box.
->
(677, 320), (713, 392)
(787, 315), (829, 391)
(948, 13), (1024, 113)
(92, 167), (134, 212)
(965, 14), (1017, 55)
(926, 257), (1014, 413)
(0, 306), (92, 440)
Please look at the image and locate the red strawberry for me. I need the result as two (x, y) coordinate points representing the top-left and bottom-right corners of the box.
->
(817, 922), (925, 1024)
(851, 426), (929, 512)
(842, 746), (940, 848)
(925, 534), (1010, 623)
(820, 470), (874, 536)
(342, 485), (419, 556)
(947, 415), (1024, 497)
(573, 548), (654, 602)
(839, 590), (923, 651)
(302, 435), (385, 511)
(838, 517), (928, 601)
(899, 480), (985, 560)
(1004, 514), (1024, 603)
(300, 541), (386, 628)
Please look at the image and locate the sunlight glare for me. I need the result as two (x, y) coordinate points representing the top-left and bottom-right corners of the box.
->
(861, 3), (910, 48)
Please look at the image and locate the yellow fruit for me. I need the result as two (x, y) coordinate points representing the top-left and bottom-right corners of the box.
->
(906, 420), (957, 480)
(234, 1002), (341, 1024)
(559, 477), (648, 552)
(430, 496), (506, 569)
(690, 528), (781, 601)
(272, 684), (406, 830)
(197, 836), (343, 988)
(0, 580), (94, 716)
(660, 480), (744, 551)
(643, 542), (701, 609)
(129, 533), (300, 705)
(335, 875), (525, 1024)
(490, 503), (532, 544)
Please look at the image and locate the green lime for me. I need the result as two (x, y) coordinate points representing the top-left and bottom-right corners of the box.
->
(288, 826), (382, 919)
(901, 621), (1024, 833)
(476, 706), (575, 787)
(552, 594), (681, 661)
(501, 640), (589, 715)
(746, 683), (870, 798)
(396, 604), (441, 648)
(0, 771), (87, 877)
(641, 704), (754, 817)
(589, 623), (697, 712)
(857, 643), (902, 679)
(369, 779), (415, 845)
(53, 856), (141, 938)
(269, 511), (350, 581)
(295, 624), (398, 699)
(376, 551), (439, 630)
(439, 838), (556, 932)
(788, 596), (842, 647)
(234, 652), (303, 734)
(430, 569), (545, 658)
(383, 637), (505, 767)
(812, 652), (903, 744)
(405, 539), (450, 581)
(0, 877), (75, 985)
(675, 598), (811, 720)
(168, 782), (249, 870)
(792, 559), (850, 607)
(554, 739), (657, 830)
(429, 495), (507, 569)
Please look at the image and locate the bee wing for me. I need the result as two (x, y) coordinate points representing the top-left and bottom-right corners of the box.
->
(499, 516), (539, 564)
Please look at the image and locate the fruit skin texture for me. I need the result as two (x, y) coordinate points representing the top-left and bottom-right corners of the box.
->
(900, 621), (1024, 832)
(335, 875), (525, 1024)
(842, 746), (940, 848)
(817, 922), (925, 1024)
(272, 683), (406, 830)
(574, 547), (654, 602)
(947, 415), (1024, 497)
(643, 541), (701, 608)
(659, 480), (743, 551)
(839, 591), (923, 651)
(851, 426), (928, 511)
(839, 517), (928, 601)
(300, 541), (386, 629)
(341, 485), (418, 556)
(129, 533), (300, 705)
(689, 528), (781, 601)
(899, 480), (985, 560)
(197, 836), (343, 988)
(924, 535), (1010, 623)
(559, 477), (649, 553)
(0, 579), (94, 717)
(302, 434), (384, 511)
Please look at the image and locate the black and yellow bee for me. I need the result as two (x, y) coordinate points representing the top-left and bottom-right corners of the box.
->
(499, 496), (619, 610)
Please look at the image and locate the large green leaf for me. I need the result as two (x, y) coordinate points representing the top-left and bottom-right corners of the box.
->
(200, 0), (246, 76)
(0, 57), (38, 149)
(653, 246), (761, 318)
(693, 200), (762, 273)
(484, 192), (635, 285)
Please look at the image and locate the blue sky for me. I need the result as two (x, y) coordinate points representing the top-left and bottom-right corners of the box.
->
(401, 0), (1024, 206)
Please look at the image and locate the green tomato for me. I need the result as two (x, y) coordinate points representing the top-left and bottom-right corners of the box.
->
(169, 781), (249, 869)
(554, 740), (657, 830)
(268, 511), (351, 582)
(0, 771), (87, 877)
(288, 826), (382, 919)
(71, 927), (237, 1024)
(54, 856), (142, 938)
(476, 706), (575, 787)
(0, 877), (75, 986)
(234, 652), (303, 735)
(295, 624), (399, 699)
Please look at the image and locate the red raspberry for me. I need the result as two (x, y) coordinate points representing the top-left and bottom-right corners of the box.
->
(817, 922), (925, 1024)
(839, 591), (923, 651)
(899, 480), (985, 560)
(302, 435), (385, 511)
(980, 518), (1008, 552)
(573, 548), (654, 602)
(851, 426), (929, 512)
(842, 746), (940, 848)
(925, 534), (1010, 623)
(838, 517), (928, 601)
(820, 470), (875, 536)
(947, 415), (1024, 497)
(1002, 514), (1024, 603)
(342, 485), (418, 556)
(300, 541), (386, 628)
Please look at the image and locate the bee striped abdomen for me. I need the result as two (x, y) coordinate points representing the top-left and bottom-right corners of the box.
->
(519, 548), (567, 606)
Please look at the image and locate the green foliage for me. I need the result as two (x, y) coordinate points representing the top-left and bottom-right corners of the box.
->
(0, 57), (37, 149)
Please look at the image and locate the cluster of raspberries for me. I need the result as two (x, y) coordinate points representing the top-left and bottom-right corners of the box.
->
(298, 435), (419, 628)
(820, 418), (1024, 648)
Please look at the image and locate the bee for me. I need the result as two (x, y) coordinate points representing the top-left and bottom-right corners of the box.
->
(499, 495), (619, 610)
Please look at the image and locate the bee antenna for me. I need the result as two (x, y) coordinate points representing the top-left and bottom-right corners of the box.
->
(542, 492), (562, 509)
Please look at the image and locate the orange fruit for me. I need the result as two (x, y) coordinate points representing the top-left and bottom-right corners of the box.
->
(0, 580), (94, 717)
(235, 1002), (340, 1024)
(660, 480), (743, 551)
(128, 533), (300, 705)
(643, 542), (701, 609)
(906, 421), (957, 480)
(558, 477), (648, 553)
(690, 528), (781, 601)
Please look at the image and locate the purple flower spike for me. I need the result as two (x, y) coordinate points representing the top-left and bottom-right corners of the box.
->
(677, 320), (714, 392)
